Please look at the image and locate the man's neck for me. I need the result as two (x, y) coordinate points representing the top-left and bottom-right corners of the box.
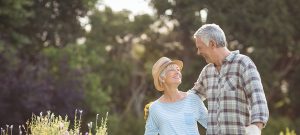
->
(214, 48), (231, 70)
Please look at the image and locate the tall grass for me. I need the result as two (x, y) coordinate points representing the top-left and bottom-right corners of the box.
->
(0, 110), (108, 135)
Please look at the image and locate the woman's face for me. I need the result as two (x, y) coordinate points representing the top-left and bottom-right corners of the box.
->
(161, 64), (182, 85)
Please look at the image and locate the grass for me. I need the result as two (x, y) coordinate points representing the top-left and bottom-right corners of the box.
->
(0, 110), (108, 135)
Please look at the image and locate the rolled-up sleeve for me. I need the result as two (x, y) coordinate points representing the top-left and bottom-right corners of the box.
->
(188, 68), (207, 101)
(242, 59), (269, 126)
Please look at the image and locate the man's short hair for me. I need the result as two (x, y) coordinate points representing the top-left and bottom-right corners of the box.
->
(194, 23), (227, 47)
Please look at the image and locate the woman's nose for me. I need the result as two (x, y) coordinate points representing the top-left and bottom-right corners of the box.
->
(176, 70), (181, 75)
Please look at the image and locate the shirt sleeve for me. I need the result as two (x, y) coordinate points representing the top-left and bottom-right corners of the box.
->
(188, 67), (207, 101)
(197, 98), (208, 129)
(241, 58), (269, 126)
(144, 107), (159, 135)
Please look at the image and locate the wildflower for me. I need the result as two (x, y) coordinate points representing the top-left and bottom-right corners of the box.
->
(59, 122), (64, 129)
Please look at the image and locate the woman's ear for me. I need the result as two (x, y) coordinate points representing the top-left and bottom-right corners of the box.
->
(159, 77), (165, 83)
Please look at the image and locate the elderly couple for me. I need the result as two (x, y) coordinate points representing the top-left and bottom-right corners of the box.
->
(144, 24), (269, 135)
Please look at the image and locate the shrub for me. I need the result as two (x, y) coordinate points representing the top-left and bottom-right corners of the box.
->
(0, 110), (108, 135)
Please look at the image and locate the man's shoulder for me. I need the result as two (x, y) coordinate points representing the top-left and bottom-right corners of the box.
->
(231, 54), (259, 74)
(233, 53), (254, 66)
(203, 63), (214, 70)
(235, 53), (251, 61)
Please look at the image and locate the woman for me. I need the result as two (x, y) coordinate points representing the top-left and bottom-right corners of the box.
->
(144, 57), (207, 135)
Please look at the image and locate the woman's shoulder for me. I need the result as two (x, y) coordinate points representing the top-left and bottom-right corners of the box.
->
(148, 100), (161, 112)
(144, 100), (160, 120)
(186, 91), (201, 100)
(186, 92), (205, 106)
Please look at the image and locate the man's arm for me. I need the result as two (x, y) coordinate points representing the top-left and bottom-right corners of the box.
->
(242, 57), (269, 128)
(188, 68), (207, 101)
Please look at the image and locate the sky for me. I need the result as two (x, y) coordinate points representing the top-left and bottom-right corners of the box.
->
(78, 0), (155, 43)
(101, 0), (154, 15)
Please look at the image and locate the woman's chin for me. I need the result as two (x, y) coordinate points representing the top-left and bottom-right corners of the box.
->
(167, 79), (181, 86)
(173, 80), (182, 85)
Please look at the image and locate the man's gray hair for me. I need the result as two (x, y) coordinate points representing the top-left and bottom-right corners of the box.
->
(193, 24), (227, 47)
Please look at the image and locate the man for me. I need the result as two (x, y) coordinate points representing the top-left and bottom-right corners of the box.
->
(189, 24), (269, 135)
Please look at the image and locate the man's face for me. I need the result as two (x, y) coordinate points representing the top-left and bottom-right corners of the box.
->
(195, 37), (213, 63)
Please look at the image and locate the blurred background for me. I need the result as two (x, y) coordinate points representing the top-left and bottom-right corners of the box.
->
(0, 0), (299, 134)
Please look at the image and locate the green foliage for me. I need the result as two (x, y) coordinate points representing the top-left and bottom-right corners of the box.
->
(262, 116), (300, 135)
(107, 114), (145, 135)
(279, 128), (297, 135)
(0, 0), (99, 128)
(0, 0), (33, 28)
(83, 73), (111, 114)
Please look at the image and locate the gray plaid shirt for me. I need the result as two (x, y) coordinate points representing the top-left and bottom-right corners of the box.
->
(189, 50), (269, 135)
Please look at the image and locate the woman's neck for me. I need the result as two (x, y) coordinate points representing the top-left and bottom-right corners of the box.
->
(161, 87), (185, 102)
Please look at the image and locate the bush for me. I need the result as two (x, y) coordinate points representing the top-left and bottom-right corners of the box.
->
(0, 110), (108, 135)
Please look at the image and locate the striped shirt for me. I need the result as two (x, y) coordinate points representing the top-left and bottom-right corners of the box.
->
(189, 50), (269, 135)
(144, 93), (208, 135)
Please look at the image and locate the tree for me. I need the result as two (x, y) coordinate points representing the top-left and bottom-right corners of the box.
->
(0, 0), (97, 130)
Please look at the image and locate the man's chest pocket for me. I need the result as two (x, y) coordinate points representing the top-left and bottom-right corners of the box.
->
(222, 76), (240, 91)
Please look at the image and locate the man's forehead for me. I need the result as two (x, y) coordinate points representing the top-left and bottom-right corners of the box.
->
(195, 37), (202, 45)
(195, 37), (204, 42)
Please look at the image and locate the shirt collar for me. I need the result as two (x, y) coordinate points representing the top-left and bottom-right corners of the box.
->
(224, 50), (239, 62)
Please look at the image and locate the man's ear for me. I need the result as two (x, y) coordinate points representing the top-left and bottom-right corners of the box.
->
(209, 40), (217, 49)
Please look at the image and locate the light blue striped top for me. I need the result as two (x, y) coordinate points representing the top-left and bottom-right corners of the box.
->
(144, 92), (208, 135)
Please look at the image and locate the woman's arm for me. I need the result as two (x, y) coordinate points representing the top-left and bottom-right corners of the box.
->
(196, 96), (208, 129)
(144, 104), (159, 135)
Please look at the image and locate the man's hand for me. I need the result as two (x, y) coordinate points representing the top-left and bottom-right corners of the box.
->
(245, 124), (261, 135)
(253, 122), (264, 130)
